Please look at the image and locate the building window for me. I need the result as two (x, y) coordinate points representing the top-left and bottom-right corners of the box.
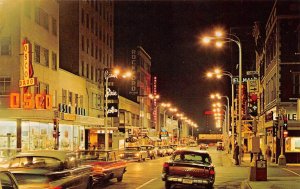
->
(35, 7), (49, 30)
(34, 44), (40, 63)
(92, 93), (101, 109)
(91, 66), (94, 81)
(87, 63), (89, 79)
(52, 17), (57, 36)
(91, 42), (94, 57)
(91, 17), (94, 32)
(75, 93), (79, 106)
(0, 77), (11, 95)
(68, 91), (73, 105)
(62, 89), (67, 104)
(35, 82), (49, 94)
(81, 61), (85, 76)
(95, 46), (98, 59)
(0, 37), (11, 55)
(86, 38), (89, 54)
(293, 73), (300, 95)
(42, 48), (49, 67)
(81, 35), (84, 51)
(52, 52), (57, 70)
(81, 8), (84, 25)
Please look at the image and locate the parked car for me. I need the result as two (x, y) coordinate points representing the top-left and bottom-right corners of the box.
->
(119, 147), (148, 162)
(141, 145), (157, 159)
(217, 142), (224, 151)
(199, 143), (208, 150)
(189, 141), (198, 147)
(2, 150), (93, 189)
(165, 146), (175, 156)
(162, 149), (215, 189)
(169, 144), (178, 151)
(156, 146), (167, 157)
(77, 150), (127, 185)
(0, 168), (19, 189)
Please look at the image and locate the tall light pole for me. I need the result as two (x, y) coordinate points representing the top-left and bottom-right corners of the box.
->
(104, 69), (131, 151)
(207, 69), (235, 154)
(203, 31), (242, 164)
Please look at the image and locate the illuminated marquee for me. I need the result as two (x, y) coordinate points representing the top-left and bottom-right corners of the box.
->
(10, 93), (52, 109)
(19, 43), (36, 87)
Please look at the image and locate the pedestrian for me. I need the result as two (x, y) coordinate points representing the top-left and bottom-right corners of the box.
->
(250, 150), (253, 162)
(265, 146), (272, 163)
(229, 143), (232, 154)
(234, 144), (240, 165)
(258, 148), (263, 160)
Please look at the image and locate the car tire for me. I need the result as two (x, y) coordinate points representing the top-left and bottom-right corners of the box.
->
(165, 181), (172, 189)
(207, 183), (214, 189)
(86, 177), (93, 189)
(117, 175), (123, 182)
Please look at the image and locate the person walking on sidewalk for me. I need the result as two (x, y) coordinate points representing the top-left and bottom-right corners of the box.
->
(234, 144), (240, 165)
(266, 146), (272, 164)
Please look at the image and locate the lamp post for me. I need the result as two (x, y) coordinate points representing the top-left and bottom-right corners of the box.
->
(207, 69), (235, 154)
(104, 69), (131, 151)
(203, 31), (242, 164)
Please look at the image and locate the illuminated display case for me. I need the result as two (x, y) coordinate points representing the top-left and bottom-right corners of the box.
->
(285, 137), (300, 152)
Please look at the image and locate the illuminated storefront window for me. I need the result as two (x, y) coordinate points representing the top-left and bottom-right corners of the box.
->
(285, 137), (300, 152)
(0, 121), (17, 148)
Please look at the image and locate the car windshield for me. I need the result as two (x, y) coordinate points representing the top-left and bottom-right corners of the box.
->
(173, 152), (211, 164)
(9, 156), (62, 170)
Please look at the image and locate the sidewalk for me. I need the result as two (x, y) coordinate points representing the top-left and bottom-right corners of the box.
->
(226, 152), (300, 188)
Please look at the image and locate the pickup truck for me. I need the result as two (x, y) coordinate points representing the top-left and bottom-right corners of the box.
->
(162, 149), (215, 189)
(77, 150), (127, 186)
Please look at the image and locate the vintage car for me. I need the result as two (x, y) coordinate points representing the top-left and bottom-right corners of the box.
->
(169, 144), (178, 150)
(156, 146), (167, 157)
(140, 145), (157, 159)
(217, 142), (224, 151)
(0, 168), (19, 189)
(165, 146), (175, 156)
(2, 150), (93, 189)
(119, 147), (148, 162)
(162, 149), (215, 189)
(189, 141), (198, 147)
(199, 143), (208, 150)
(77, 150), (127, 185)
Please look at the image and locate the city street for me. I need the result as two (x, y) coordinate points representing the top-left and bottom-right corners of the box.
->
(94, 146), (300, 189)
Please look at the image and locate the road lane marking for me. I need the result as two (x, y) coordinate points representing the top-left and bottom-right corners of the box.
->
(282, 168), (300, 176)
(135, 178), (157, 189)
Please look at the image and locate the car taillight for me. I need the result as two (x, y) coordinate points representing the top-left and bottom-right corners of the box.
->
(209, 169), (215, 175)
(163, 162), (169, 173)
(48, 186), (63, 189)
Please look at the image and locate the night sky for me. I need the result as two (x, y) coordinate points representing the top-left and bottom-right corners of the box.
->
(114, 0), (273, 133)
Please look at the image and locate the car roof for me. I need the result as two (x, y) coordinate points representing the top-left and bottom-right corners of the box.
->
(15, 150), (75, 161)
(174, 149), (210, 155)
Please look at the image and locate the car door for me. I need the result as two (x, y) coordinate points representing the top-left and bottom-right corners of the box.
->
(0, 171), (19, 189)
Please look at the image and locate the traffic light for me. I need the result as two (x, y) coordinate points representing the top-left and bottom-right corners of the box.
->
(283, 115), (288, 130)
(248, 93), (258, 117)
(273, 118), (278, 137)
(53, 118), (59, 138)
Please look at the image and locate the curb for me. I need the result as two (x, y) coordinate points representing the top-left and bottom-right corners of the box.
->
(240, 180), (252, 189)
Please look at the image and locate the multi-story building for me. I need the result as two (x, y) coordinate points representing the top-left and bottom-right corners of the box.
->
(0, 0), (104, 152)
(254, 1), (300, 163)
(59, 1), (115, 148)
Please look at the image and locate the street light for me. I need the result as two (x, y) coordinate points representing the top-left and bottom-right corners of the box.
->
(104, 68), (131, 151)
(203, 31), (242, 164)
(207, 68), (235, 154)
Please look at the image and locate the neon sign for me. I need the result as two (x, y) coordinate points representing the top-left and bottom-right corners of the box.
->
(10, 93), (52, 109)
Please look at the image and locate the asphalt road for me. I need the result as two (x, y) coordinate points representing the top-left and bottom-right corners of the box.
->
(94, 146), (300, 189)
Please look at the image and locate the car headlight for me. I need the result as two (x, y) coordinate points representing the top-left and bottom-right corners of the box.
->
(119, 154), (124, 157)
(135, 153), (140, 157)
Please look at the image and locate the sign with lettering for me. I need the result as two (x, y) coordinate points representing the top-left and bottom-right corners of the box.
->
(233, 75), (259, 85)
(247, 79), (259, 93)
(105, 86), (118, 100)
(106, 103), (119, 117)
(129, 49), (138, 96)
(20, 43), (36, 88)
(10, 93), (52, 109)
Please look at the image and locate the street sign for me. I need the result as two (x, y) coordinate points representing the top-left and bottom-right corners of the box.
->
(247, 80), (259, 93)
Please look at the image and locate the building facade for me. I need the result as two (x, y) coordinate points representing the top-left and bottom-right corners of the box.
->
(254, 1), (300, 163)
